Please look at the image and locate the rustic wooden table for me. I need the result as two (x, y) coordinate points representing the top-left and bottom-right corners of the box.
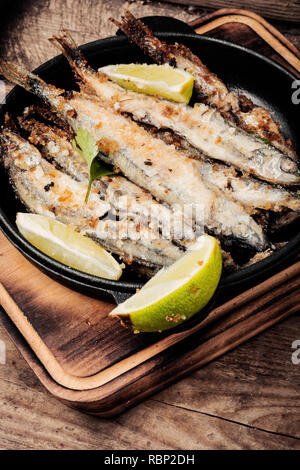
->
(0, 0), (299, 450)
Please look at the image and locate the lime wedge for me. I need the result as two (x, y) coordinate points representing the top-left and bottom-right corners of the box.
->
(16, 213), (122, 280)
(110, 235), (222, 332)
(100, 63), (194, 104)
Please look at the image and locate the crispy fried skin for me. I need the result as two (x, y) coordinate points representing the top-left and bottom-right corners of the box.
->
(112, 11), (296, 159)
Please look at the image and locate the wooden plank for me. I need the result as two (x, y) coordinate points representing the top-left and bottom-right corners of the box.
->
(0, 0), (299, 73)
(194, 16), (300, 75)
(0, 323), (43, 392)
(0, 377), (299, 450)
(155, 314), (300, 438)
(190, 9), (300, 58)
(0, 438), (35, 450)
(1, 314), (300, 448)
(165, 0), (300, 23)
(0, 268), (299, 420)
(0, 0), (198, 69)
(0, 230), (299, 403)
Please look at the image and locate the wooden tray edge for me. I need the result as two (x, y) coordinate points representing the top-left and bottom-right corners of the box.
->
(190, 9), (300, 76)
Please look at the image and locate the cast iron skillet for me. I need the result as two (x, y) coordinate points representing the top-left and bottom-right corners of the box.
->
(0, 17), (299, 321)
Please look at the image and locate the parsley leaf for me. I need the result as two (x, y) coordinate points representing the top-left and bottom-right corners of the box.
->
(72, 128), (114, 202)
(246, 130), (271, 146)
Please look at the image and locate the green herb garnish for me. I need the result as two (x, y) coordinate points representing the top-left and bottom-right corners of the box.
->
(72, 128), (114, 202)
(257, 136), (272, 146)
(246, 130), (271, 146)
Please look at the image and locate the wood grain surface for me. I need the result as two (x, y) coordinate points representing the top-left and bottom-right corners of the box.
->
(0, 0), (299, 450)
(165, 0), (300, 23)
(1, 308), (299, 450)
(1, 231), (299, 403)
(192, 10), (300, 75)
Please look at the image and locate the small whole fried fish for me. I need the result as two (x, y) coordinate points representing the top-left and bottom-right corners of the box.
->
(144, 126), (300, 214)
(0, 129), (110, 228)
(0, 60), (268, 251)
(19, 117), (195, 244)
(48, 32), (300, 186)
(0, 129), (186, 270)
(112, 11), (296, 159)
(86, 218), (184, 269)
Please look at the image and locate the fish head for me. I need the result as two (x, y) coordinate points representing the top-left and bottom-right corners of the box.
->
(250, 148), (300, 186)
(0, 130), (41, 171)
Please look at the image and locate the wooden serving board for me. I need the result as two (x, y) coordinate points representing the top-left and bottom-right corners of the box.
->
(1, 11), (300, 417)
(1, 232), (299, 416)
(189, 8), (300, 77)
(168, 1), (300, 24)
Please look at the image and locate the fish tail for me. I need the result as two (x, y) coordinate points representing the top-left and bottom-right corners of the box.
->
(110, 11), (171, 64)
(110, 11), (153, 43)
(49, 30), (93, 81)
(19, 103), (74, 137)
(0, 59), (63, 103)
(0, 60), (33, 92)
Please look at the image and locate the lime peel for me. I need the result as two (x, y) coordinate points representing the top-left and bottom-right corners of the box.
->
(110, 234), (222, 332)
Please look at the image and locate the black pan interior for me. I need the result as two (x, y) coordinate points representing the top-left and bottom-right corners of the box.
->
(0, 31), (300, 303)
